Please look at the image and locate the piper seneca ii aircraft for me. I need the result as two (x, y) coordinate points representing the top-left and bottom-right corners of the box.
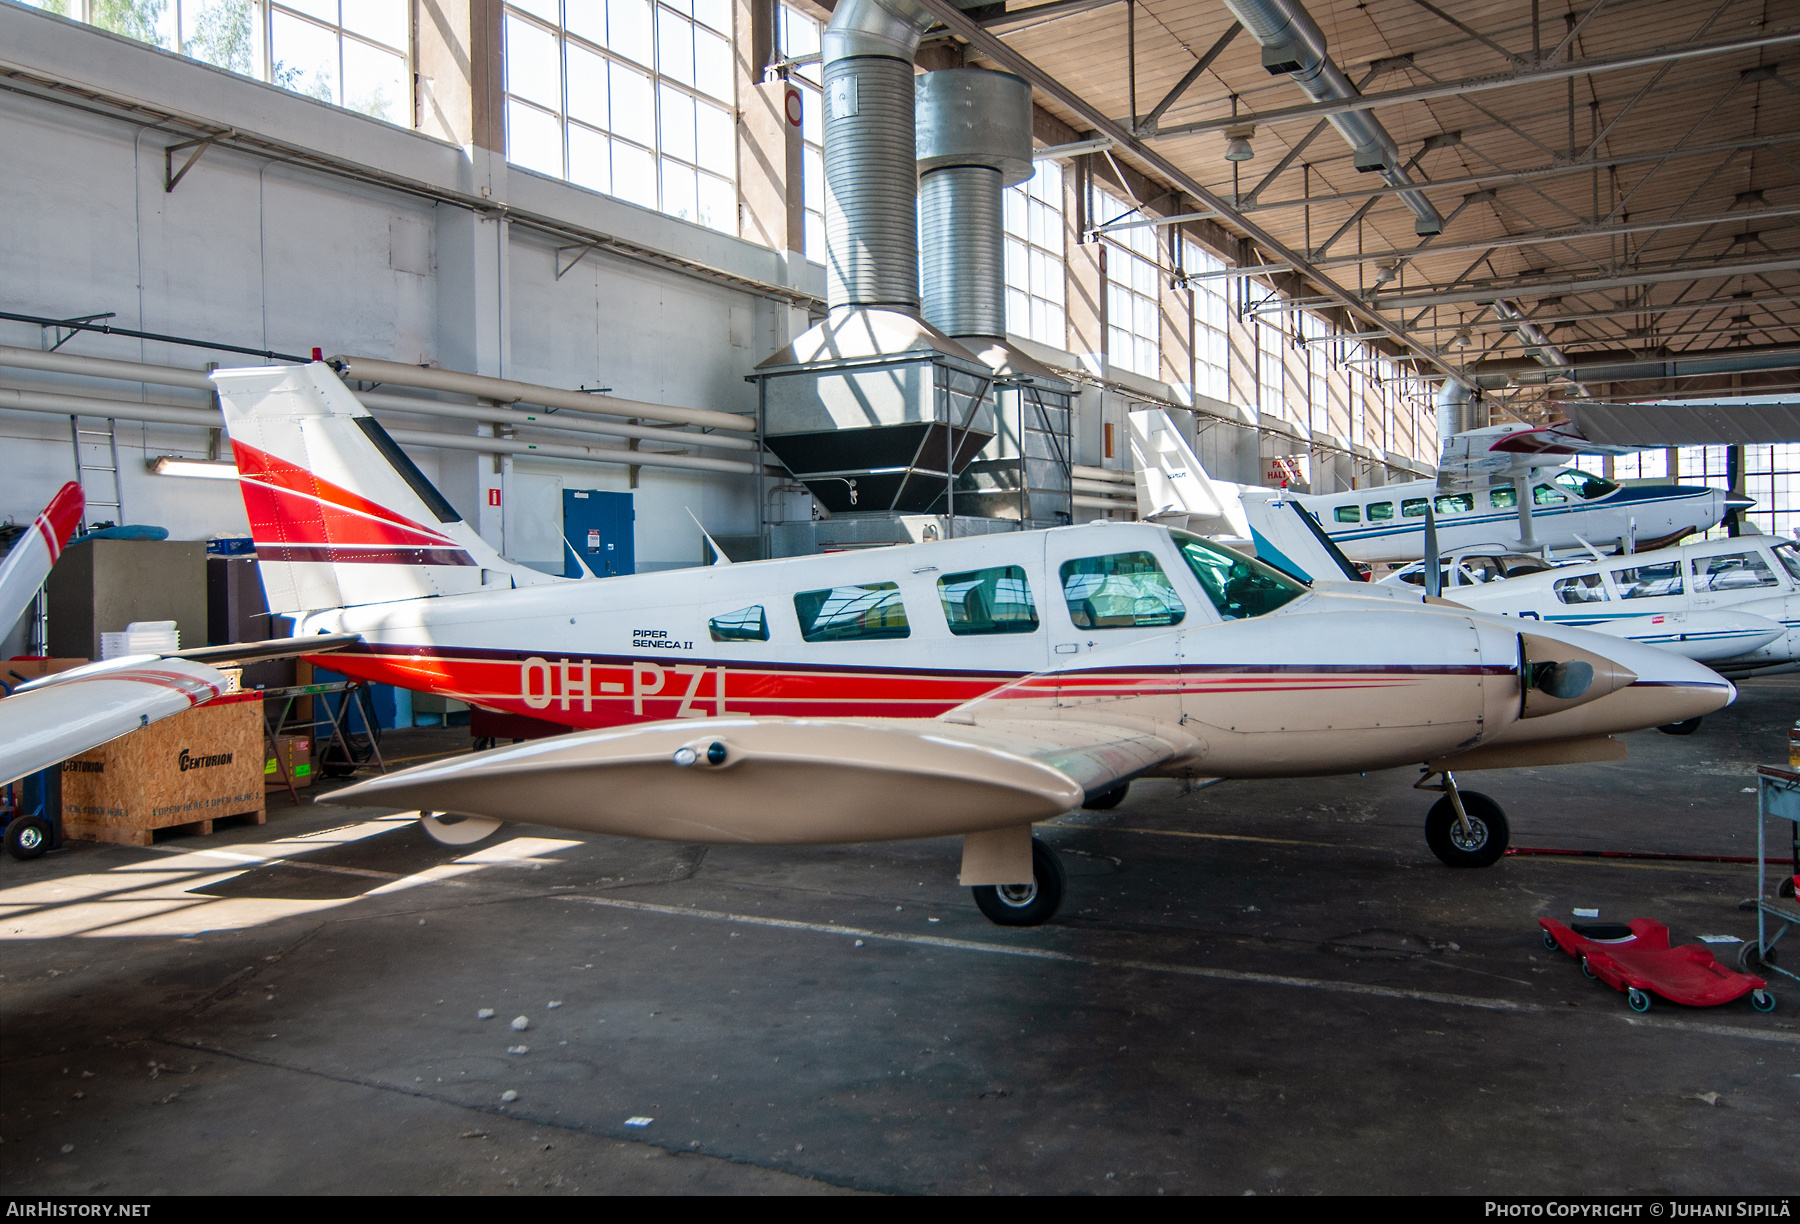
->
(0, 365), (1736, 921)
(1300, 423), (1742, 564)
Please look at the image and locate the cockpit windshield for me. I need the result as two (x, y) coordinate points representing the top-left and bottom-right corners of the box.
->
(1555, 470), (1619, 499)
(1168, 530), (1309, 620)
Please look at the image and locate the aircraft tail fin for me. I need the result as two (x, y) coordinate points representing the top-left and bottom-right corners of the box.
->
(212, 363), (559, 615)
(1126, 409), (1253, 539)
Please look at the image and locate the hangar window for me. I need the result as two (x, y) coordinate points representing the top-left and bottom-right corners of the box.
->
(794, 583), (910, 641)
(1690, 552), (1779, 592)
(1173, 532), (1306, 620)
(39, 1), (411, 125)
(938, 567), (1039, 636)
(1333, 506), (1360, 523)
(1060, 553), (1185, 629)
(503, 0), (737, 234)
(708, 606), (768, 641)
(1367, 502), (1394, 520)
(1611, 562), (1683, 600)
(1006, 162), (1067, 350)
(1094, 189), (1162, 381)
(1553, 574), (1609, 604)
(1401, 498), (1428, 518)
(1433, 493), (1474, 515)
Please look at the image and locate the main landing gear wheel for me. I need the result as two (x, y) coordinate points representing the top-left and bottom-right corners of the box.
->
(971, 837), (1066, 927)
(1425, 792), (1509, 869)
(5, 817), (51, 861)
(1658, 717), (1702, 736)
(1082, 782), (1130, 811)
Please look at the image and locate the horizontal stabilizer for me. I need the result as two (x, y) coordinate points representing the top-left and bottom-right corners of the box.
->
(0, 657), (232, 786)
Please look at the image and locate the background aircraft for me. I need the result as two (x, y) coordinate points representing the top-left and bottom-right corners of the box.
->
(1299, 422), (1740, 563)
(186, 364), (1730, 925)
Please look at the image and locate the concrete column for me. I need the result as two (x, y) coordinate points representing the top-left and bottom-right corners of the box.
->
(741, 80), (805, 254)
(417, 0), (503, 152)
(1065, 157), (1104, 376)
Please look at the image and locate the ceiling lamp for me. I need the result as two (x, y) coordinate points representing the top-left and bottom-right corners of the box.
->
(1224, 124), (1256, 162)
(1452, 327), (1473, 348)
(1373, 262), (1400, 286)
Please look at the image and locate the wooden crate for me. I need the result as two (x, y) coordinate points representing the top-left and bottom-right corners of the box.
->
(264, 734), (314, 791)
(61, 693), (266, 846)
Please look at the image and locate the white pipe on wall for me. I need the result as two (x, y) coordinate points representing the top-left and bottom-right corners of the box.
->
(333, 355), (756, 433)
(355, 390), (763, 453)
(382, 429), (772, 477)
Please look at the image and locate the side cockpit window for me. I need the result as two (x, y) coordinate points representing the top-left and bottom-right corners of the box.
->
(1060, 552), (1185, 629)
(938, 566), (1039, 635)
(794, 583), (910, 641)
(1553, 574), (1609, 605)
(1172, 530), (1307, 619)
(709, 606), (768, 642)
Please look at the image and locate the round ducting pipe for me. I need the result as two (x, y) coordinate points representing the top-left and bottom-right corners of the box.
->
(915, 69), (1034, 340)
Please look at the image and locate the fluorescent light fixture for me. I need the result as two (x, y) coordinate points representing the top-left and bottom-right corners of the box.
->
(146, 456), (238, 480)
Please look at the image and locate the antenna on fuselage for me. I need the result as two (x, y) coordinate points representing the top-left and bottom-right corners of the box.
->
(687, 508), (733, 566)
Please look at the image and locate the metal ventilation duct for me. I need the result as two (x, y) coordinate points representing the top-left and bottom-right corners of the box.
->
(820, 0), (937, 311)
(916, 68), (1034, 339)
(1219, 0), (1445, 236)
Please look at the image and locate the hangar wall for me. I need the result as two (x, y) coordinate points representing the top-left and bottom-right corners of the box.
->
(0, 5), (795, 575)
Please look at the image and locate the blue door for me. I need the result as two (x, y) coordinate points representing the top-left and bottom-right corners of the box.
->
(563, 489), (635, 577)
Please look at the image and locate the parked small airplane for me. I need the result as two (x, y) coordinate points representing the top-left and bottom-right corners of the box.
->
(131, 362), (1725, 925)
(1420, 533), (1800, 686)
(1299, 423), (1741, 564)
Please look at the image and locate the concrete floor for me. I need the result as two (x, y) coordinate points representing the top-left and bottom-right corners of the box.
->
(2, 677), (1796, 1195)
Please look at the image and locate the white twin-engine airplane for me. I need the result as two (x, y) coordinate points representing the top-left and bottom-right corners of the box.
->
(0, 365), (1734, 922)
(1300, 423), (1739, 564)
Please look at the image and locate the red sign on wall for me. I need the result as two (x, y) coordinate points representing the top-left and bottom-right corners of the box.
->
(487, 488), (502, 507)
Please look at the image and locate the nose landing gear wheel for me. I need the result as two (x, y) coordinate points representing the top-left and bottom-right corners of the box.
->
(1424, 792), (1509, 868)
(1657, 717), (1702, 736)
(971, 837), (1066, 927)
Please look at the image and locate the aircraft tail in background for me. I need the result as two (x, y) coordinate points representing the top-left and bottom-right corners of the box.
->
(0, 481), (83, 635)
(212, 363), (560, 615)
(1127, 409), (1252, 539)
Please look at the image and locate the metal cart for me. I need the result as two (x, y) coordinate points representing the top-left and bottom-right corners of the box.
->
(1739, 764), (1800, 985)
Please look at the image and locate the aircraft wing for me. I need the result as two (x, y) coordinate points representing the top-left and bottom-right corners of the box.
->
(322, 711), (1188, 845)
(1436, 423), (1637, 487)
(0, 481), (83, 633)
(0, 633), (360, 787)
(1552, 398), (1800, 447)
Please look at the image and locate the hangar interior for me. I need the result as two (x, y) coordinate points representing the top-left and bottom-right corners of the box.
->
(2, 0), (1798, 1197)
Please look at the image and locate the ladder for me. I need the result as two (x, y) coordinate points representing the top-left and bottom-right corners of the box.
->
(69, 414), (123, 527)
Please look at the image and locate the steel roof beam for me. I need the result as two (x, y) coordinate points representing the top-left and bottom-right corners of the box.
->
(1366, 254), (1800, 310)
(1144, 26), (1800, 140)
(1238, 136), (1797, 214)
(910, 0), (1470, 383)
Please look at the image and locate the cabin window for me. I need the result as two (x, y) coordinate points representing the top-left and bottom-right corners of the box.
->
(1490, 485), (1517, 509)
(1691, 552), (1779, 592)
(938, 566), (1039, 635)
(708, 606), (768, 642)
(1172, 531), (1306, 620)
(1060, 552), (1186, 629)
(1556, 470), (1619, 499)
(1553, 574), (1609, 604)
(1401, 498), (1428, 518)
(1533, 483), (1567, 506)
(1611, 562), (1683, 600)
(1773, 542), (1800, 583)
(794, 583), (910, 641)
(1367, 502), (1394, 520)
(1334, 506), (1361, 523)
(1433, 493), (1474, 515)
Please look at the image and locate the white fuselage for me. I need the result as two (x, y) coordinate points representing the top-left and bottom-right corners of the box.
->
(286, 521), (1732, 778)
(1300, 467), (1729, 563)
(1442, 534), (1800, 678)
